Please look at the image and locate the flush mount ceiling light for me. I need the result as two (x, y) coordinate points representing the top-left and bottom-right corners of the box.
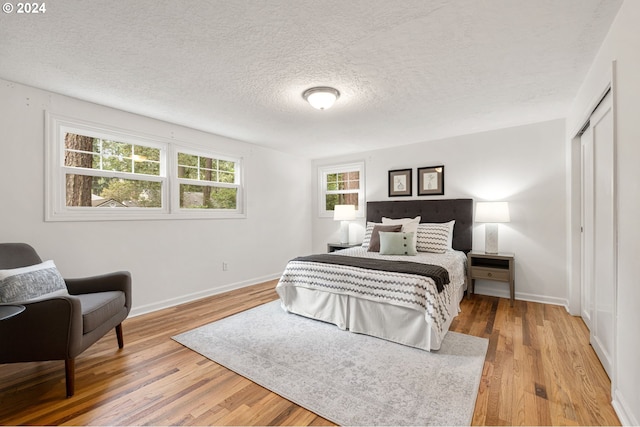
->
(302, 86), (340, 110)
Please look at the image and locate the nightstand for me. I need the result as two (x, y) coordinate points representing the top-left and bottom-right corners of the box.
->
(327, 242), (361, 253)
(467, 251), (515, 306)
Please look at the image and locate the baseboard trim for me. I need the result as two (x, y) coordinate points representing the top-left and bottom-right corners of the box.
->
(128, 272), (281, 318)
(472, 285), (567, 307)
(612, 387), (637, 426)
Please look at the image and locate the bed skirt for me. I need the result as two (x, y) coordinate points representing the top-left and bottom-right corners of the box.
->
(276, 282), (465, 351)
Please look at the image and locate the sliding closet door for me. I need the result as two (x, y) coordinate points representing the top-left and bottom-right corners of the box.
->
(580, 91), (615, 378)
(580, 126), (594, 329)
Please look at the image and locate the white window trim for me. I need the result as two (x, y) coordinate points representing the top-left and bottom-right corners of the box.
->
(171, 144), (244, 218)
(45, 112), (246, 221)
(318, 161), (365, 218)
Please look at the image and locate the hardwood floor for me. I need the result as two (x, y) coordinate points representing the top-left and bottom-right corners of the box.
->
(0, 280), (620, 426)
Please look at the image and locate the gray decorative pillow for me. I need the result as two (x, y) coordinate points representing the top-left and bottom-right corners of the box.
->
(367, 224), (403, 252)
(379, 231), (418, 256)
(0, 260), (68, 303)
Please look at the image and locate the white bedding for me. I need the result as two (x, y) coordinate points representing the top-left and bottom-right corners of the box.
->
(276, 247), (467, 351)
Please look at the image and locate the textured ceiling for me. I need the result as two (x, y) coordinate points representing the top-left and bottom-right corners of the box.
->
(0, 0), (622, 158)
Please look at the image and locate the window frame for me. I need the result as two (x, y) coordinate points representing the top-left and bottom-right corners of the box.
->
(172, 145), (244, 216)
(45, 112), (245, 221)
(318, 162), (365, 218)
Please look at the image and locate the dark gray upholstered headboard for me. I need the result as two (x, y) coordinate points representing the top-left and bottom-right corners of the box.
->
(366, 199), (473, 253)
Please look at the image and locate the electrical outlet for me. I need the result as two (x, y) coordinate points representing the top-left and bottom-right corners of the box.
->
(222, 262), (228, 271)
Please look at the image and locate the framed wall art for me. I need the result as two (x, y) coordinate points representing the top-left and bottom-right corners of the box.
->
(417, 165), (444, 196)
(388, 168), (412, 197)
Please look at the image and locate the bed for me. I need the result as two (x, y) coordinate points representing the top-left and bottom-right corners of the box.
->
(276, 199), (473, 351)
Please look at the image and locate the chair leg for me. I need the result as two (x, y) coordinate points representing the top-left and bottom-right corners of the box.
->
(116, 323), (124, 348)
(65, 358), (75, 397)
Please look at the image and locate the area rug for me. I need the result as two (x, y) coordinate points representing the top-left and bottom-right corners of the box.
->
(172, 300), (488, 426)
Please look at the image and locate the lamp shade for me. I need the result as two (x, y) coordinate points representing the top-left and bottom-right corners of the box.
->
(475, 202), (510, 223)
(333, 204), (356, 221)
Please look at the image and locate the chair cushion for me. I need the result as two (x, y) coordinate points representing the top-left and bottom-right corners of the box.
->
(77, 291), (126, 334)
(0, 260), (67, 303)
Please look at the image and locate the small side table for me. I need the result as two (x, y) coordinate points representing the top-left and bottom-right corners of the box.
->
(327, 242), (361, 253)
(467, 251), (515, 306)
(0, 304), (26, 321)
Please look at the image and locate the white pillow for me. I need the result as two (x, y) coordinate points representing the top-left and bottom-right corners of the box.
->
(444, 220), (455, 248)
(416, 221), (455, 253)
(382, 216), (420, 252)
(0, 260), (68, 303)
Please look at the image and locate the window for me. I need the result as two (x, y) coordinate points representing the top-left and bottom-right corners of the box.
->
(63, 133), (164, 209)
(46, 113), (244, 221)
(318, 162), (365, 217)
(176, 151), (240, 210)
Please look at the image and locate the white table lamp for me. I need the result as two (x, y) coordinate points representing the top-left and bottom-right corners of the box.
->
(475, 201), (510, 254)
(333, 204), (356, 244)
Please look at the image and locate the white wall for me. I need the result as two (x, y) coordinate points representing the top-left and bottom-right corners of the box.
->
(312, 119), (568, 306)
(0, 79), (312, 316)
(567, 1), (640, 424)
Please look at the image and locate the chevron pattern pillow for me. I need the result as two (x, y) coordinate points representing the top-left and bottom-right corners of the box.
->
(361, 222), (381, 249)
(416, 221), (455, 253)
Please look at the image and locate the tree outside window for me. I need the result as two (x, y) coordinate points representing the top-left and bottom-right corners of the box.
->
(319, 162), (365, 217)
(46, 113), (245, 221)
(64, 133), (162, 208)
(177, 152), (239, 210)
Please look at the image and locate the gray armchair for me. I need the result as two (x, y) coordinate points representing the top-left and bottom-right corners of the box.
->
(0, 243), (131, 397)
